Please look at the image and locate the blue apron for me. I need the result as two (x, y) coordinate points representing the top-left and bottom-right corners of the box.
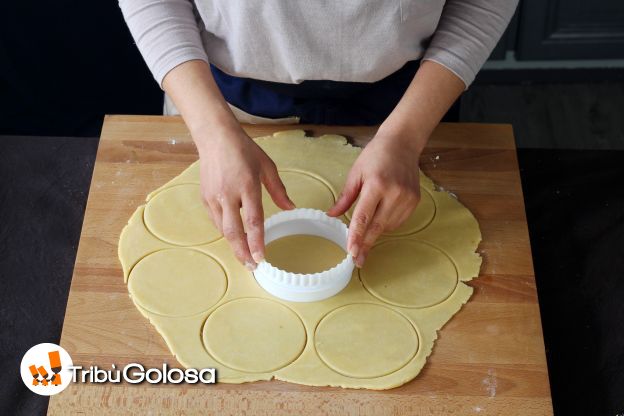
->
(210, 60), (459, 125)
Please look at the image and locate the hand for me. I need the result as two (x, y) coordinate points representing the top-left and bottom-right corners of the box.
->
(197, 127), (294, 269)
(327, 130), (422, 267)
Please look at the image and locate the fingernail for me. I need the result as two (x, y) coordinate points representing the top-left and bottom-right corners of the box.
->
(252, 251), (264, 263)
(355, 253), (365, 268)
(244, 261), (257, 271)
(350, 244), (359, 260)
(288, 199), (296, 209)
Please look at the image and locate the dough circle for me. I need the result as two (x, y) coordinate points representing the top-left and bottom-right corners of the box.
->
(128, 249), (227, 317)
(202, 298), (306, 373)
(262, 170), (335, 218)
(360, 240), (458, 308)
(315, 303), (418, 378)
(144, 183), (220, 246)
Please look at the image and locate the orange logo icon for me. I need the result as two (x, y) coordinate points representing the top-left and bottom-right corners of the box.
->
(20, 343), (73, 395)
(28, 350), (63, 387)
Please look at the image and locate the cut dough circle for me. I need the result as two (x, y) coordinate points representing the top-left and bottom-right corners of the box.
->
(262, 170), (335, 218)
(128, 249), (227, 317)
(202, 298), (306, 373)
(315, 303), (418, 378)
(360, 240), (458, 308)
(144, 183), (220, 246)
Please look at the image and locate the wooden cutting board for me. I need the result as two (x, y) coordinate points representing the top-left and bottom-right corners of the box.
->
(48, 115), (553, 415)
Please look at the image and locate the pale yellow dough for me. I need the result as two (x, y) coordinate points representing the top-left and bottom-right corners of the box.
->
(144, 183), (219, 246)
(265, 235), (346, 274)
(118, 130), (482, 389)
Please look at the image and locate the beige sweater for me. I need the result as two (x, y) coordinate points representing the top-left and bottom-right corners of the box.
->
(119, 0), (517, 88)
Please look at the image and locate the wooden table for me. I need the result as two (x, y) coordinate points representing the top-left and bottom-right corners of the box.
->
(48, 115), (553, 415)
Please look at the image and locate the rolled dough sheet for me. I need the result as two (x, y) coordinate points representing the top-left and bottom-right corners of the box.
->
(118, 130), (482, 389)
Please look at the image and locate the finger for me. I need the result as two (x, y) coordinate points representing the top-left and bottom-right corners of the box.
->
(356, 201), (391, 267)
(200, 193), (214, 222)
(199, 189), (219, 229)
(221, 200), (255, 270)
(242, 185), (265, 264)
(347, 186), (380, 260)
(384, 199), (414, 231)
(261, 162), (295, 210)
(385, 206), (411, 231)
(327, 170), (362, 217)
(386, 202), (415, 231)
(207, 200), (223, 233)
(386, 192), (421, 231)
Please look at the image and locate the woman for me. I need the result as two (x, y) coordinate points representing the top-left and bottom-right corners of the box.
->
(119, 0), (517, 270)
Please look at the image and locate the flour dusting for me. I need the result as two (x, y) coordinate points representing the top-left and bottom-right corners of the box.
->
(482, 368), (498, 397)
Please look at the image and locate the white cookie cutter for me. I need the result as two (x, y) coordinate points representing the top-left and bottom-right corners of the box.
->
(253, 208), (354, 302)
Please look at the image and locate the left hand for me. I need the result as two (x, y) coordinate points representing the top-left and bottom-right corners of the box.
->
(327, 129), (422, 267)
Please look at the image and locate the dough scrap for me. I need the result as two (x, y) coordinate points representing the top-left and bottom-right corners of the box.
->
(119, 130), (482, 389)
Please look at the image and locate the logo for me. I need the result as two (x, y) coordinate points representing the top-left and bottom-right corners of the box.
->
(20, 343), (73, 396)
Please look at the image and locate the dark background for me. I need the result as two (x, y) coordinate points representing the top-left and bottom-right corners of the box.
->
(1, 0), (623, 415)
(0, 1), (162, 137)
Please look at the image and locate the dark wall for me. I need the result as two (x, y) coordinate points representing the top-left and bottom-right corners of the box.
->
(517, 0), (624, 60)
(0, 1), (163, 137)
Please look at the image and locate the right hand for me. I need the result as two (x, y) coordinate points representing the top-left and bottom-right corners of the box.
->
(197, 127), (295, 269)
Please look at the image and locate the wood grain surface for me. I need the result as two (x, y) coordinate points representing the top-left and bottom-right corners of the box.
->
(48, 115), (553, 415)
